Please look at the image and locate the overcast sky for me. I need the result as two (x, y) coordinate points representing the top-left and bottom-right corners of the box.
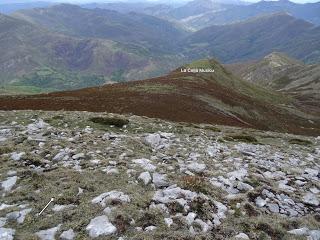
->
(3, 0), (319, 3)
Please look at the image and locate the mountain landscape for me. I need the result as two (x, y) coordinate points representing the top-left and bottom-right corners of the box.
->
(183, 13), (320, 64)
(0, 1), (320, 240)
(1, 59), (319, 136)
(226, 52), (320, 114)
(0, 2), (319, 94)
(0, 10), (185, 93)
(177, 0), (320, 30)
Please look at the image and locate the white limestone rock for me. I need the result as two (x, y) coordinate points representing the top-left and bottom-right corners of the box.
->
(0, 227), (15, 240)
(92, 191), (130, 207)
(234, 232), (250, 239)
(152, 173), (169, 188)
(86, 215), (116, 238)
(138, 172), (152, 185)
(303, 193), (319, 207)
(1, 176), (18, 192)
(60, 229), (75, 240)
(10, 152), (25, 161)
(35, 224), (61, 240)
(186, 162), (206, 174)
(132, 159), (156, 172)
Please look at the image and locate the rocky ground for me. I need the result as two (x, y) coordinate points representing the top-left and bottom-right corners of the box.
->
(0, 110), (319, 240)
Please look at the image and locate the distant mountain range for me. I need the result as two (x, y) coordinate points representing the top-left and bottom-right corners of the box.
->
(0, 2), (319, 94)
(183, 13), (320, 63)
(178, 0), (320, 30)
(81, 0), (320, 30)
(0, 11), (185, 93)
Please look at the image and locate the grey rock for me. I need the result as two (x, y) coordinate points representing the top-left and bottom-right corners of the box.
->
(0, 218), (6, 227)
(0, 227), (15, 240)
(1, 176), (18, 192)
(10, 152), (25, 161)
(186, 162), (206, 173)
(267, 203), (279, 213)
(164, 218), (173, 227)
(227, 169), (247, 181)
(86, 215), (116, 238)
(308, 230), (320, 240)
(234, 233), (250, 239)
(145, 226), (157, 231)
(194, 219), (211, 233)
(303, 193), (319, 207)
(153, 186), (198, 204)
(6, 208), (32, 224)
(288, 227), (309, 236)
(255, 197), (267, 207)
(145, 134), (162, 148)
(60, 229), (75, 240)
(152, 173), (169, 188)
(35, 225), (61, 240)
(72, 153), (85, 160)
(236, 182), (254, 192)
(132, 158), (156, 172)
(138, 172), (152, 185)
(185, 212), (196, 225)
(92, 191), (130, 207)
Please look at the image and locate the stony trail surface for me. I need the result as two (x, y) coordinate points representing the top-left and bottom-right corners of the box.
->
(0, 111), (319, 240)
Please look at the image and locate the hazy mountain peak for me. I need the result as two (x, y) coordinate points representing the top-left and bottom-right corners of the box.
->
(264, 52), (304, 67)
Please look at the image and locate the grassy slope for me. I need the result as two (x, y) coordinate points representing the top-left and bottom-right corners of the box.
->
(0, 59), (318, 136)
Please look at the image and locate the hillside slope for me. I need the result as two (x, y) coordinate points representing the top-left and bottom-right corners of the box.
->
(0, 13), (184, 92)
(226, 52), (320, 114)
(183, 13), (320, 64)
(0, 59), (319, 136)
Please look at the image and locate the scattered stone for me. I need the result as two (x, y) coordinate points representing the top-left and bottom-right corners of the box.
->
(132, 159), (156, 172)
(138, 172), (152, 185)
(145, 134), (162, 148)
(234, 232), (250, 239)
(0, 227), (15, 240)
(92, 191), (130, 207)
(303, 193), (319, 207)
(164, 218), (173, 227)
(308, 230), (320, 240)
(86, 215), (116, 238)
(255, 197), (267, 207)
(186, 162), (206, 174)
(267, 203), (279, 213)
(0, 218), (6, 227)
(52, 205), (75, 212)
(152, 173), (169, 188)
(72, 153), (85, 160)
(10, 152), (25, 161)
(6, 208), (32, 224)
(185, 212), (197, 225)
(288, 227), (309, 236)
(1, 176), (18, 192)
(60, 229), (75, 240)
(35, 225), (61, 240)
(145, 226), (157, 232)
